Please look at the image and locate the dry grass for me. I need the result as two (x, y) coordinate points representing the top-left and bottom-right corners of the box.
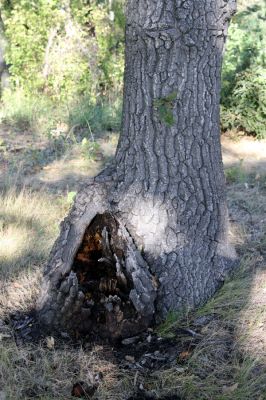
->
(0, 188), (68, 317)
(0, 137), (266, 399)
(0, 341), (126, 400)
(181, 256), (266, 400)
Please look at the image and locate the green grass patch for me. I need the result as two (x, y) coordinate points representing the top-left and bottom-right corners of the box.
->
(69, 96), (122, 135)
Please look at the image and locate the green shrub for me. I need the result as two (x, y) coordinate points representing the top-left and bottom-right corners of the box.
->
(69, 96), (122, 134)
(222, 68), (266, 138)
(1, 0), (125, 103)
(221, 1), (266, 138)
(0, 0), (125, 136)
(3, 0), (95, 99)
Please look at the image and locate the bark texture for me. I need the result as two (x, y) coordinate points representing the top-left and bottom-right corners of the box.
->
(38, 0), (238, 337)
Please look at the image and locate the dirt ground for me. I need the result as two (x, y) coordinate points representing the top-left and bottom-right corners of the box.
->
(1, 126), (265, 192)
(222, 134), (266, 174)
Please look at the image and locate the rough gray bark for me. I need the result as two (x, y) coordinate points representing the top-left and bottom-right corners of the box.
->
(38, 0), (238, 338)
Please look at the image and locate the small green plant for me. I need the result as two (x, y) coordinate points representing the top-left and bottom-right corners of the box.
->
(153, 91), (177, 126)
(80, 137), (100, 161)
(156, 310), (184, 338)
(66, 191), (77, 205)
(69, 97), (122, 133)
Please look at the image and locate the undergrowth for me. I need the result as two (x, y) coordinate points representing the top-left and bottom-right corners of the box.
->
(0, 89), (122, 138)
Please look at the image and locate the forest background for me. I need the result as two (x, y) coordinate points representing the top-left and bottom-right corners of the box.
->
(0, 0), (265, 142)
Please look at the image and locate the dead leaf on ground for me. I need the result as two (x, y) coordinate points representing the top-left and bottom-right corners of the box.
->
(46, 336), (55, 349)
(179, 350), (192, 361)
(222, 383), (239, 394)
(71, 381), (97, 398)
(125, 355), (135, 363)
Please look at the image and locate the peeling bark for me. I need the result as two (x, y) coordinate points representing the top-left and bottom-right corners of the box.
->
(38, 0), (238, 338)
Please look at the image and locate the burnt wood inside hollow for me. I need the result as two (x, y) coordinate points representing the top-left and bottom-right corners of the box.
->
(71, 213), (144, 340)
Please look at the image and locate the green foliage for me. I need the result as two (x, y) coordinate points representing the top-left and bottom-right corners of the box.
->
(3, 0), (62, 93)
(69, 96), (122, 133)
(222, 68), (266, 138)
(91, 0), (125, 95)
(0, 88), (67, 135)
(1, 0), (125, 101)
(1, 0), (265, 139)
(221, 1), (266, 138)
(153, 92), (177, 127)
(0, 0), (125, 135)
(0, 1), (104, 97)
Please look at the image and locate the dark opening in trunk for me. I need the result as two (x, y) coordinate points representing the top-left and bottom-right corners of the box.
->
(67, 213), (154, 341)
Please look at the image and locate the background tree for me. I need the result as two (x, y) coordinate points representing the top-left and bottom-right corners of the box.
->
(37, 0), (238, 339)
(0, 9), (9, 95)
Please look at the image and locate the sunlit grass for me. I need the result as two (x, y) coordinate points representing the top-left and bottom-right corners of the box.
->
(238, 269), (266, 361)
(0, 188), (68, 316)
(175, 253), (266, 400)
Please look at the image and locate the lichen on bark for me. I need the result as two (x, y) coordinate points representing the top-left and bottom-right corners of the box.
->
(153, 91), (177, 126)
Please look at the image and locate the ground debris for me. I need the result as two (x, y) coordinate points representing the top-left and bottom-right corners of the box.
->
(192, 314), (218, 327)
(71, 381), (98, 398)
(110, 329), (200, 372)
(127, 387), (182, 400)
(46, 336), (55, 349)
(10, 311), (43, 344)
(122, 335), (140, 345)
(125, 355), (135, 362)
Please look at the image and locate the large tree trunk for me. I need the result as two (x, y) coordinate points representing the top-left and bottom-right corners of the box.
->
(37, 0), (237, 340)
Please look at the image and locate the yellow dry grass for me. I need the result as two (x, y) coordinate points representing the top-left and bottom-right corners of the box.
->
(0, 188), (68, 317)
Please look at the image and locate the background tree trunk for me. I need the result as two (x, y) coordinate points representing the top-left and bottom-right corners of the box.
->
(37, 0), (238, 339)
(0, 11), (10, 96)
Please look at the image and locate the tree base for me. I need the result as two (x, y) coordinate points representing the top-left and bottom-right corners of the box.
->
(37, 181), (157, 341)
(37, 173), (237, 340)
